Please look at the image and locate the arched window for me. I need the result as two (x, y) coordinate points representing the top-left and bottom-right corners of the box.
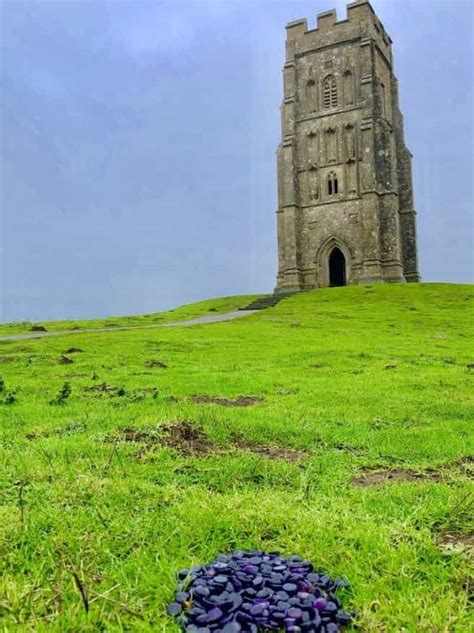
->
(327, 172), (338, 195)
(323, 75), (338, 109)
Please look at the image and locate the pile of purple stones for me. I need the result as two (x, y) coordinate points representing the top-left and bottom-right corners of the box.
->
(168, 550), (353, 632)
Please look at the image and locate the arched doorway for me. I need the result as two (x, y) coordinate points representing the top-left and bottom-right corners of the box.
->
(329, 247), (346, 287)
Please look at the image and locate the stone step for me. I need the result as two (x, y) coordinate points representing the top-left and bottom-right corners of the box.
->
(238, 293), (297, 311)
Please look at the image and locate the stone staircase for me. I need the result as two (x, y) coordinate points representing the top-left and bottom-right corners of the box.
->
(239, 293), (296, 311)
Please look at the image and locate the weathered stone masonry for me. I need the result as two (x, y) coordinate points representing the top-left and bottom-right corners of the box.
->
(275, 0), (420, 292)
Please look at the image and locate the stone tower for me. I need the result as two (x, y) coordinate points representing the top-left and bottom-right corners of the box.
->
(275, 0), (420, 292)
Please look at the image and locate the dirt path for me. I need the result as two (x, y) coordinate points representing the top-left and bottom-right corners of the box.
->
(0, 310), (259, 343)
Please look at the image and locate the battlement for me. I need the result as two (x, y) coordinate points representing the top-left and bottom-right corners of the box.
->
(286, 1), (392, 56)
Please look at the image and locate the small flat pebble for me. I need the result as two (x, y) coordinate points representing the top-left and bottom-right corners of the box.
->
(222, 624), (242, 633)
(167, 602), (182, 616)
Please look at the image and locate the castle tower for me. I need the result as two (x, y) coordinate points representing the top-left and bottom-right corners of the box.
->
(275, 0), (420, 292)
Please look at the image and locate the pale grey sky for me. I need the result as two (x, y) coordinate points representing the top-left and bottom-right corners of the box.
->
(1, 0), (473, 322)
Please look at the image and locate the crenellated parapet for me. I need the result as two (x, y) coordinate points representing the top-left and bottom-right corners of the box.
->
(285, 1), (392, 66)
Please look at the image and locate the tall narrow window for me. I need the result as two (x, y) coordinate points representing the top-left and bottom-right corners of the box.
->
(325, 127), (337, 163)
(343, 70), (354, 106)
(327, 172), (338, 196)
(345, 124), (356, 160)
(306, 79), (317, 113)
(380, 82), (386, 117)
(307, 130), (319, 165)
(323, 75), (338, 109)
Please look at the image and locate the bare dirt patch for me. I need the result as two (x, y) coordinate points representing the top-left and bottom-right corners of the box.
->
(437, 533), (474, 559)
(161, 421), (215, 456)
(30, 325), (47, 332)
(83, 384), (160, 400)
(64, 348), (84, 354)
(352, 468), (441, 486)
(62, 373), (88, 379)
(446, 455), (474, 470)
(84, 383), (119, 393)
(232, 437), (306, 462)
(109, 421), (216, 458)
(353, 455), (474, 486)
(0, 356), (16, 364)
(59, 355), (74, 365)
(145, 359), (168, 368)
(26, 431), (47, 440)
(191, 395), (264, 407)
(104, 421), (305, 462)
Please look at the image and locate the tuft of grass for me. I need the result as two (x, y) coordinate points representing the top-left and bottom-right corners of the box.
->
(49, 382), (72, 405)
(2, 389), (16, 405)
(0, 283), (473, 631)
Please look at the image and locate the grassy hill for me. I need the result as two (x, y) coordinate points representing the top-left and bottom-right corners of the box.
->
(1, 283), (473, 632)
(0, 294), (261, 337)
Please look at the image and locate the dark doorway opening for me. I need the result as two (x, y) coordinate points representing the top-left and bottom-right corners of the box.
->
(329, 247), (346, 287)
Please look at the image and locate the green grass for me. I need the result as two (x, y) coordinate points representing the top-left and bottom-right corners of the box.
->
(1, 283), (473, 632)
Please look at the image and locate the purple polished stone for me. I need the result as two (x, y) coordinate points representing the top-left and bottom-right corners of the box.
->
(167, 603), (182, 616)
(313, 597), (327, 611)
(249, 602), (268, 617)
(243, 565), (259, 575)
(176, 592), (189, 603)
(287, 607), (303, 620)
(205, 607), (223, 623)
(222, 623), (242, 633)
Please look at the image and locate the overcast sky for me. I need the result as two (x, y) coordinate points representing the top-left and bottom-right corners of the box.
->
(1, 0), (472, 322)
